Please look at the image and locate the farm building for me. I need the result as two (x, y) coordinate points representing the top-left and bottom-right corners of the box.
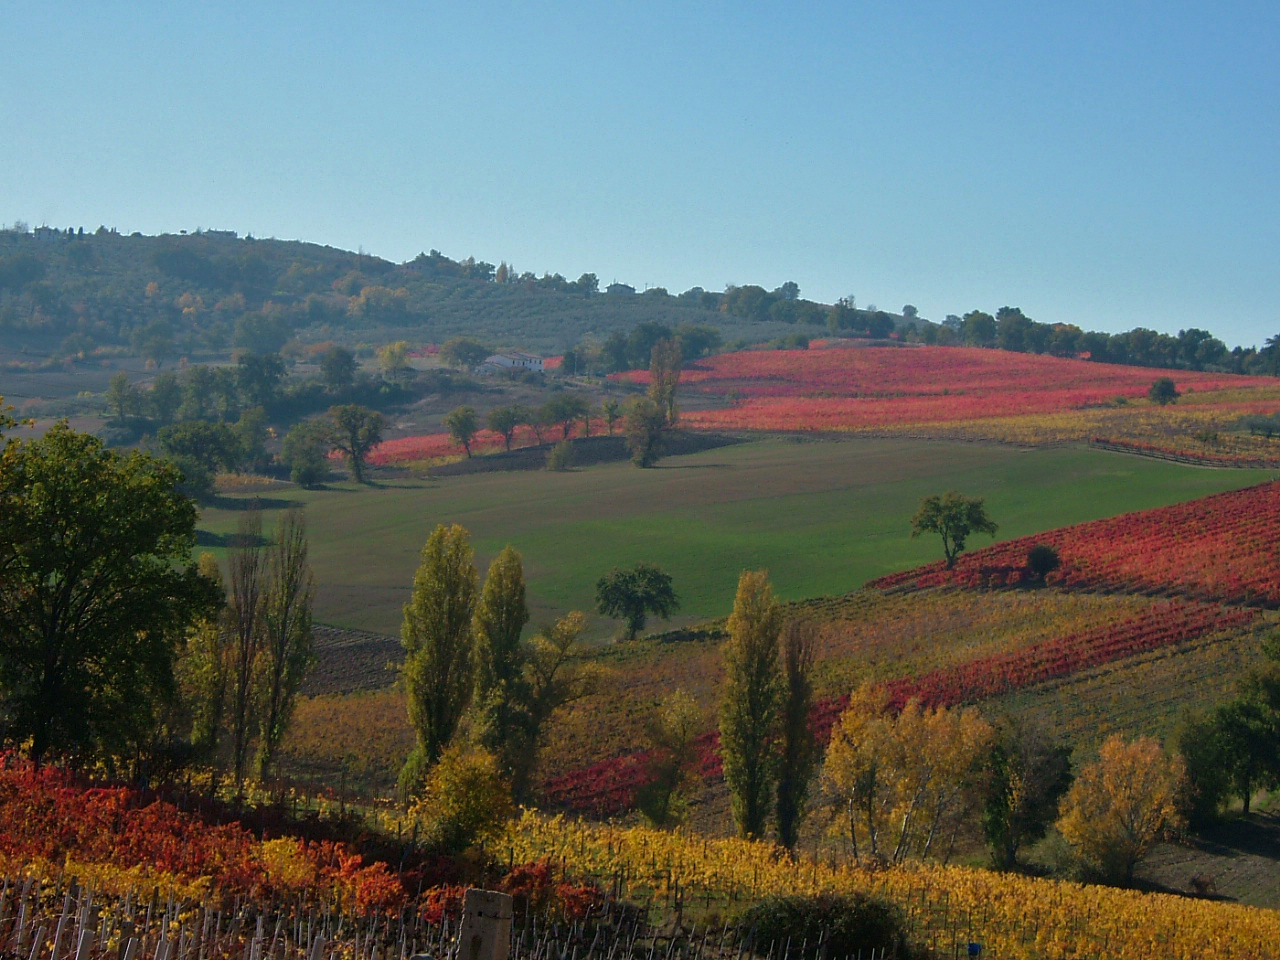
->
(478, 352), (545, 375)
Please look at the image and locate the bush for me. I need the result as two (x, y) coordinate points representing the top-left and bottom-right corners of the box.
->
(546, 439), (574, 471)
(1026, 544), (1061, 583)
(735, 893), (909, 960)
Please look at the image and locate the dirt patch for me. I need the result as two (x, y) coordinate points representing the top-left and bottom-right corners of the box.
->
(303, 625), (403, 696)
(1139, 810), (1280, 908)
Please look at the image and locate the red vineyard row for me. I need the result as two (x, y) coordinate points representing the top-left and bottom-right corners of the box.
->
(541, 599), (1255, 816)
(869, 481), (1280, 605)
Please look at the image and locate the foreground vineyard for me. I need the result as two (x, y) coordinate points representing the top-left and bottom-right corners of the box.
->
(505, 812), (1280, 960)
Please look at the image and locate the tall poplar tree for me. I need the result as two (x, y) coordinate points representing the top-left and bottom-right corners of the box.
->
(401, 524), (478, 794)
(255, 509), (315, 778)
(776, 618), (817, 850)
(470, 546), (532, 794)
(719, 569), (783, 839)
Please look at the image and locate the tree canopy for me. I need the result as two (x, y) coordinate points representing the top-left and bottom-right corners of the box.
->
(0, 425), (221, 763)
(595, 563), (679, 640)
(910, 491), (998, 568)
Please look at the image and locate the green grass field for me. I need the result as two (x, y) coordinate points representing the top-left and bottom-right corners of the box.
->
(198, 437), (1275, 638)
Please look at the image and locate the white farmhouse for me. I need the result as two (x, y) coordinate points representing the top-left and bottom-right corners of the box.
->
(478, 351), (545, 375)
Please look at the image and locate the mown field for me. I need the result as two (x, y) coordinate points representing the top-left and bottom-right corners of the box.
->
(197, 437), (1274, 638)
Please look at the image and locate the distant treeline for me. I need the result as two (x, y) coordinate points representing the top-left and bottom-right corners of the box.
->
(1, 224), (1275, 376)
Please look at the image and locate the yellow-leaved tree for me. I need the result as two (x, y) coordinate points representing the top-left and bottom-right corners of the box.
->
(824, 685), (993, 866)
(1056, 733), (1186, 884)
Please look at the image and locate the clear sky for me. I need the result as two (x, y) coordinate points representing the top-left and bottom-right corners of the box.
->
(5, 2), (1278, 346)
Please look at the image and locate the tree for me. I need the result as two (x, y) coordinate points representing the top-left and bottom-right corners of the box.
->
(541, 393), (589, 440)
(777, 619), (817, 850)
(440, 337), (489, 370)
(1149, 377), (1180, 405)
(595, 563), (679, 640)
(175, 553), (231, 771)
(106, 371), (142, 421)
(409, 744), (513, 852)
(648, 338), (683, 425)
(378, 340), (411, 381)
(1056, 734), (1186, 884)
(1204, 698), (1280, 813)
(1026, 544), (1061, 583)
(486, 405), (526, 451)
(401, 524), (478, 791)
(624, 397), (666, 467)
(910, 491), (998, 567)
(226, 511), (267, 789)
(637, 690), (702, 828)
(824, 687), (993, 866)
(318, 345), (356, 393)
(0, 425), (221, 764)
(254, 509), (315, 778)
(236, 353), (285, 409)
(327, 404), (384, 483)
(518, 611), (599, 796)
(158, 419), (241, 498)
(148, 372), (183, 425)
(981, 717), (1072, 870)
(598, 398), (620, 436)
(720, 570), (782, 840)
(469, 546), (531, 793)
(444, 405), (480, 457)
(281, 419), (332, 487)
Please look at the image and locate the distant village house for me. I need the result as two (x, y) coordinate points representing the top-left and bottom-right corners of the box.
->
(478, 352), (545, 375)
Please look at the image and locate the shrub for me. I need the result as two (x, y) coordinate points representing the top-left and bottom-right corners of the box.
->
(735, 893), (909, 960)
(546, 439), (574, 471)
(1026, 544), (1061, 583)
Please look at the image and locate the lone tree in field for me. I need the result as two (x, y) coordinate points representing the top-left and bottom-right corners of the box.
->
(401, 524), (478, 794)
(0, 424), (221, 765)
(648, 338), (683, 425)
(444, 405), (480, 457)
(1148, 377), (1180, 405)
(1026, 543), (1061, 584)
(720, 570), (783, 840)
(596, 563), (679, 640)
(327, 404), (384, 483)
(910, 491), (998, 568)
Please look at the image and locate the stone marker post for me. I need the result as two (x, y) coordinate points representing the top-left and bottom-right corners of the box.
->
(458, 889), (513, 960)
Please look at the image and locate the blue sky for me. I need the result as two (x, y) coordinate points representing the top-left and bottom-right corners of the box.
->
(5, 2), (1278, 345)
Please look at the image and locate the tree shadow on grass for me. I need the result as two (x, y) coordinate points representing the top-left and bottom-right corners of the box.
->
(206, 494), (305, 511)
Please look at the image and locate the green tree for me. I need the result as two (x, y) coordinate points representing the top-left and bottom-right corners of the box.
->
(624, 396), (666, 467)
(1026, 544), (1061, 583)
(486, 405), (526, 451)
(776, 619), (817, 850)
(981, 718), (1072, 870)
(440, 337), (489, 370)
(0, 425), (221, 764)
(910, 491), (998, 567)
(401, 524), (478, 792)
(409, 744), (514, 852)
(1205, 698), (1280, 813)
(226, 510), (267, 789)
(648, 338), (683, 425)
(175, 553), (231, 770)
(236, 352), (285, 409)
(327, 404), (384, 483)
(469, 546), (532, 794)
(281, 419), (332, 487)
(106, 371), (142, 420)
(444, 405), (480, 457)
(148, 372), (183, 425)
(602, 398), (621, 435)
(1149, 377), (1180, 405)
(318, 345), (356, 393)
(254, 509), (315, 778)
(720, 570), (783, 840)
(541, 393), (589, 440)
(595, 563), (679, 640)
(637, 690), (702, 828)
(518, 611), (599, 795)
